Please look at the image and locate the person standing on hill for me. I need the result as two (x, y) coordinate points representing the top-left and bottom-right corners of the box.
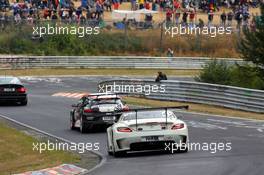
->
(167, 48), (174, 57)
(227, 11), (233, 26)
(220, 10), (227, 27)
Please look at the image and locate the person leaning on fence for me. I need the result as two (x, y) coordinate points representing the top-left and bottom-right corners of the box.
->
(155, 72), (168, 82)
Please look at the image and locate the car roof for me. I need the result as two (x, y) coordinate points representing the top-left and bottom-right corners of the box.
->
(84, 93), (121, 99)
(92, 95), (121, 99)
(120, 110), (177, 121)
(124, 110), (175, 115)
(0, 76), (22, 85)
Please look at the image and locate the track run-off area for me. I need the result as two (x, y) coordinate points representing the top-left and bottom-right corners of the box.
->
(0, 76), (264, 175)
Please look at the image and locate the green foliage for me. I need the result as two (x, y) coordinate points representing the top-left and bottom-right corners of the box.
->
(229, 65), (264, 89)
(195, 59), (232, 85)
(0, 26), (143, 56)
(239, 4), (264, 77)
(196, 60), (264, 90)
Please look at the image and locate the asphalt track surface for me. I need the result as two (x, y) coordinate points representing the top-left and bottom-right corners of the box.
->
(0, 76), (264, 175)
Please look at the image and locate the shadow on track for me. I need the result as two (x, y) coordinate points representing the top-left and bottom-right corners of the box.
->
(0, 101), (27, 107)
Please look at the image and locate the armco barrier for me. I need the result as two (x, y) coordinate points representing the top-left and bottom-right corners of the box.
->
(0, 56), (245, 70)
(98, 79), (264, 113)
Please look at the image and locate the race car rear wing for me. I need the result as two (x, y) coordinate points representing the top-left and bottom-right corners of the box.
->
(130, 106), (189, 130)
(88, 105), (189, 129)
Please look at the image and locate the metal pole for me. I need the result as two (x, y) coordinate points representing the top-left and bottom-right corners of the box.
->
(160, 21), (164, 54)
(165, 108), (168, 128)
(124, 18), (128, 49)
(135, 109), (138, 130)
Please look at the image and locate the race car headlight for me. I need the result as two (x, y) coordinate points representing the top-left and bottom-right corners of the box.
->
(117, 127), (133, 132)
(171, 123), (184, 130)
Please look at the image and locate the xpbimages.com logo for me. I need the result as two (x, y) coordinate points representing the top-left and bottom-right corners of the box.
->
(32, 24), (100, 37)
(98, 82), (166, 95)
(164, 25), (232, 38)
(164, 141), (232, 154)
(32, 140), (100, 153)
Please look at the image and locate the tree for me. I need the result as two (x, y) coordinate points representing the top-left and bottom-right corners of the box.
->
(239, 4), (264, 76)
(195, 59), (232, 85)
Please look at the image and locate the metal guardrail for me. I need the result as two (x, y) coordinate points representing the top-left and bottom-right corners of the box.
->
(98, 79), (264, 113)
(0, 56), (245, 70)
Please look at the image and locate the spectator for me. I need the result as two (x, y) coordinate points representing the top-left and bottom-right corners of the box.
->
(235, 10), (243, 30)
(227, 11), (233, 26)
(94, 1), (102, 19)
(208, 10), (214, 26)
(76, 7), (82, 19)
(189, 9), (195, 27)
(182, 10), (188, 26)
(145, 13), (153, 28)
(250, 16), (256, 31)
(14, 13), (21, 23)
(175, 8), (181, 25)
(160, 0), (165, 11)
(166, 8), (173, 23)
(131, 0), (136, 10)
(242, 11), (250, 29)
(155, 71), (168, 82)
(167, 48), (174, 57)
(138, 0), (144, 9)
(220, 10), (227, 27)
(113, 0), (119, 10)
(198, 18), (204, 28)
(104, 0), (112, 11)
(152, 0), (158, 11)
(145, 1), (150, 10)
(51, 11), (58, 20)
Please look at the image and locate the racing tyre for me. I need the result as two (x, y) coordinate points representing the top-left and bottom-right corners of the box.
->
(70, 115), (76, 130)
(107, 139), (113, 155)
(108, 151), (113, 156)
(180, 147), (188, 153)
(80, 117), (88, 133)
(177, 146), (188, 153)
(112, 140), (126, 157)
(20, 99), (28, 106)
(113, 150), (126, 157)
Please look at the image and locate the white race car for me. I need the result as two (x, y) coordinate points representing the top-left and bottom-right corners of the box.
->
(107, 106), (189, 157)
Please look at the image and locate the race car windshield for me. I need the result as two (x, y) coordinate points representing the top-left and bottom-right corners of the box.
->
(121, 110), (176, 121)
(0, 77), (20, 84)
(91, 98), (122, 105)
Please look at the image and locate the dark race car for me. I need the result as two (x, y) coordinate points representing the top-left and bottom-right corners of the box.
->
(70, 93), (129, 133)
(0, 76), (28, 105)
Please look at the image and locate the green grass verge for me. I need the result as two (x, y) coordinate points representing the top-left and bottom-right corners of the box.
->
(0, 68), (200, 77)
(0, 122), (80, 175)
